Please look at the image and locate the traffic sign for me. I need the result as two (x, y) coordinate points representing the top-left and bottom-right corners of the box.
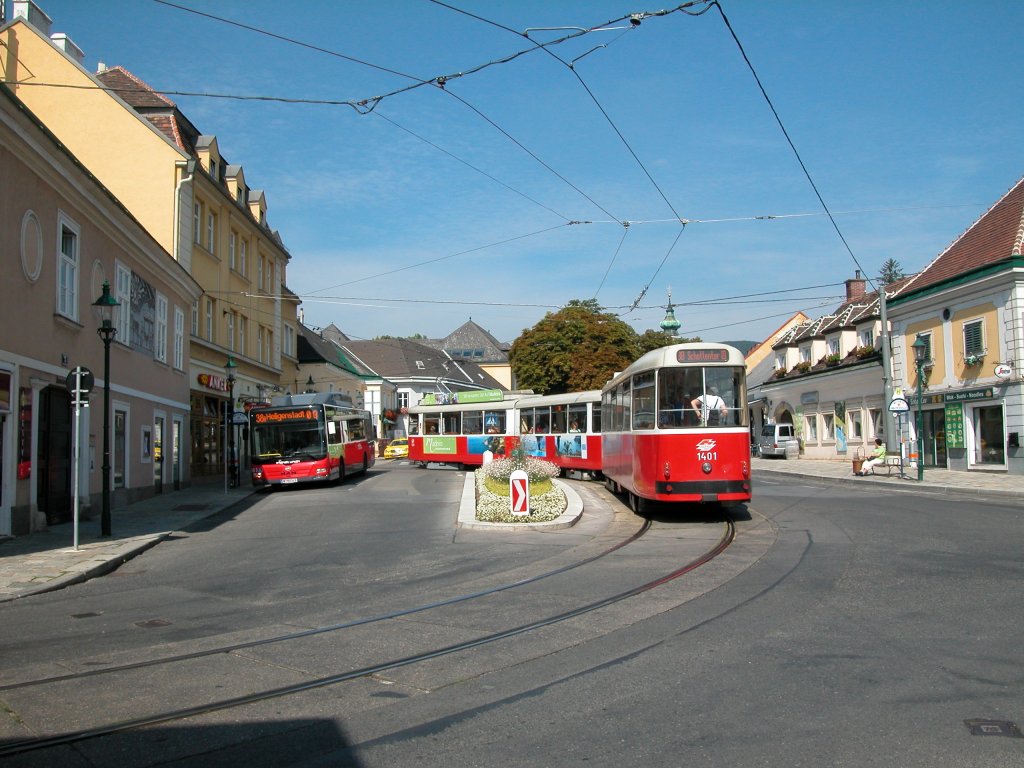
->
(231, 411), (248, 425)
(509, 469), (529, 516)
(888, 397), (910, 413)
(65, 366), (94, 394)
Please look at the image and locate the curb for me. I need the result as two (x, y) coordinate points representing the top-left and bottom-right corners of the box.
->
(457, 474), (584, 531)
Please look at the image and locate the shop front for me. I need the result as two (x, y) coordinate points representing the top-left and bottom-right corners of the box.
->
(913, 386), (1006, 472)
(190, 371), (230, 478)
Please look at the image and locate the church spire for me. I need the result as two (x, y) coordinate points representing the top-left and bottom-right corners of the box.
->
(659, 287), (681, 336)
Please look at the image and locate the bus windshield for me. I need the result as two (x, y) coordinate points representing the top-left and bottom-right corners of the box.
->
(252, 421), (327, 462)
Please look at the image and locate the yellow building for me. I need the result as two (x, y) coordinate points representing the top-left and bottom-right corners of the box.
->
(2, 7), (301, 478)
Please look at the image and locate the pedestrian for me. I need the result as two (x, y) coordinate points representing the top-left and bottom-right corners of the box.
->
(692, 386), (728, 426)
(859, 438), (886, 475)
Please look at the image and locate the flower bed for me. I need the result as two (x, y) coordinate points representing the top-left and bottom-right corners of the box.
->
(475, 455), (566, 523)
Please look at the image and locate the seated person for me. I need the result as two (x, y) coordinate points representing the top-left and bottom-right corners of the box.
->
(858, 439), (886, 475)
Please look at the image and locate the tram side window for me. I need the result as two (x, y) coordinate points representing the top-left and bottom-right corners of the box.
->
(442, 413), (460, 434)
(591, 404), (602, 433)
(621, 382), (632, 431)
(533, 407), (551, 434)
(463, 410), (483, 435)
(520, 410), (535, 434)
(632, 372), (655, 430)
(424, 415), (440, 434)
(568, 403), (587, 433)
(551, 405), (567, 434)
(484, 410), (505, 434)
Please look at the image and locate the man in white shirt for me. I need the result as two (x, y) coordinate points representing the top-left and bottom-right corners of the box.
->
(692, 387), (728, 426)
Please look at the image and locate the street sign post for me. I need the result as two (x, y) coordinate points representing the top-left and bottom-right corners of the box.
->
(887, 397), (911, 479)
(509, 469), (529, 516)
(66, 367), (93, 551)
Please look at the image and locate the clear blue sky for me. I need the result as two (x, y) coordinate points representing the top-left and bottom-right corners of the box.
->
(22, 0), (1024, 345)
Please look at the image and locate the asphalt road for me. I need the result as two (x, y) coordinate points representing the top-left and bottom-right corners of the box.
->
(0, 464), (1021, 767)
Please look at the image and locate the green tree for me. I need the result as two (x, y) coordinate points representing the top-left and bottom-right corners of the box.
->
(635, 329), (701, 356)
(510, 300), (638, 394)
(878, 258), (906, 285)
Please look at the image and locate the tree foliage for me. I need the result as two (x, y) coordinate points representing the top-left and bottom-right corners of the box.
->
(878, 258), (906, 285)
(509, 299), (699, 394)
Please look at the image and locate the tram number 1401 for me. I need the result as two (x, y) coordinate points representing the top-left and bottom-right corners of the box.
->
(696, 451), (718, 462)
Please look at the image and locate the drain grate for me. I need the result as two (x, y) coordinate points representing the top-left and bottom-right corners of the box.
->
(135, 618), (172, 628)
(964, 719), (1023, 738)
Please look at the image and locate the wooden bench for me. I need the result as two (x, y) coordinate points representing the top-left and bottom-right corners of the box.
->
(869, 456), (904, 477)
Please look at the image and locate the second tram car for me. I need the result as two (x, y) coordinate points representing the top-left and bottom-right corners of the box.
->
(601, 343), (751, 509)
(408, 390), (603, 475)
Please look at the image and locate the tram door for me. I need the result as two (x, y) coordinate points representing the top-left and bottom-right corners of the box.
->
(922, 409), (946, 467)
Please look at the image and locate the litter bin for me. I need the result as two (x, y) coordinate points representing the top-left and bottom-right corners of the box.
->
(784, 441), (799, 459)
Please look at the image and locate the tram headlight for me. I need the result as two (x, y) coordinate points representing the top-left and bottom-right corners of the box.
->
(701, 462), (713, 474)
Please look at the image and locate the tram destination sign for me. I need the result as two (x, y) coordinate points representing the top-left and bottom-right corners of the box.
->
(252, 408), (317, 424)
(677, 348), (730, 363)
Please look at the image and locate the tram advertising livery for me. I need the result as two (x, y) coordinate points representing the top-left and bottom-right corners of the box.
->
(601, 343), (751, 510)
(408, 389), (603, 476)
(249, 393), (375, 488)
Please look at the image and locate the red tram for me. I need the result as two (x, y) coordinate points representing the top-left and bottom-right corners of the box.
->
(601, 343), (751, 509)
(407, 390), (602, 476)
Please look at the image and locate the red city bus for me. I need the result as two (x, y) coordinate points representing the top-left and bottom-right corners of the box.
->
(601, 343), (751, 510)
(249, 393), (375, 488)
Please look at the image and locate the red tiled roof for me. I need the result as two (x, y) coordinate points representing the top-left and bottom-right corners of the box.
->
(907, 174), (1024, 294)
(96, 66), (174, 109)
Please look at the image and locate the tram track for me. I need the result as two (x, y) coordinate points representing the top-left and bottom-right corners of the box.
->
(0, 512), (735, 758)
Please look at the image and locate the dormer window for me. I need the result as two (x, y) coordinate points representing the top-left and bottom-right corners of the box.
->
(827, 338), (840, 356)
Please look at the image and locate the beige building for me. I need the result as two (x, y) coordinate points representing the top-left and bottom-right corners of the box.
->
(0, 82), (201, 534)
(2, 5), (301, 480)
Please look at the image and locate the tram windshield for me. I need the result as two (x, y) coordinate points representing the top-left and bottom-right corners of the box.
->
(657, 366), (746, 428)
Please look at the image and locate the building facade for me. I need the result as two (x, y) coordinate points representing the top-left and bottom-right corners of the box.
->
(888, 176), (1024, 476)
(2, 6), (301, 481)
(0, 83), (201, 534)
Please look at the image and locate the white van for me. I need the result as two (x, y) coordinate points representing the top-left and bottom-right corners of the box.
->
(758, 423), (798, 458)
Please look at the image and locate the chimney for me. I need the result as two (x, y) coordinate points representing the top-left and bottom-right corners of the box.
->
(845, 270), (866, 302)
(12, 1), (52, 35)
(50, 32), (85, 64)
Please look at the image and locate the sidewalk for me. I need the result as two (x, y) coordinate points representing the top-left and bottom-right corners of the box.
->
(1, 461), (1018, 602)
(752, 455), (1023, 501)
(0, 481), (255, 602)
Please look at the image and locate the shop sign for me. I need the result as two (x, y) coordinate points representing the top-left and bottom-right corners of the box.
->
(911, 386), (994, 406)
(945, 403), (965, 449)
(197, 373), (229, 392)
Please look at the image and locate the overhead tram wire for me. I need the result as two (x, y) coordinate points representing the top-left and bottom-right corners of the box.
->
(303, 223), (571, 295)
(712, 0), (873, 289)
(372, 112), (574, 223)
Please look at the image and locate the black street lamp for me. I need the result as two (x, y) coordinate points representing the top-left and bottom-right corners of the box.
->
(305, 375), (315, 393)
(226, 355), (237, 489)
(911, 333), (928, 482)
(93, 281), (119, 536)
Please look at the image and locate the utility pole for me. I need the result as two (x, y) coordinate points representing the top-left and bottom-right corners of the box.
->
(879, 285), (898, 452)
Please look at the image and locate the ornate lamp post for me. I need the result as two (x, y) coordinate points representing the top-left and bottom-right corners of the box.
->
(911, 333), (928, 482)
(305, 375), (315, 394)
(225, 355), (237, 490)
(93, 281), (119, 536)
